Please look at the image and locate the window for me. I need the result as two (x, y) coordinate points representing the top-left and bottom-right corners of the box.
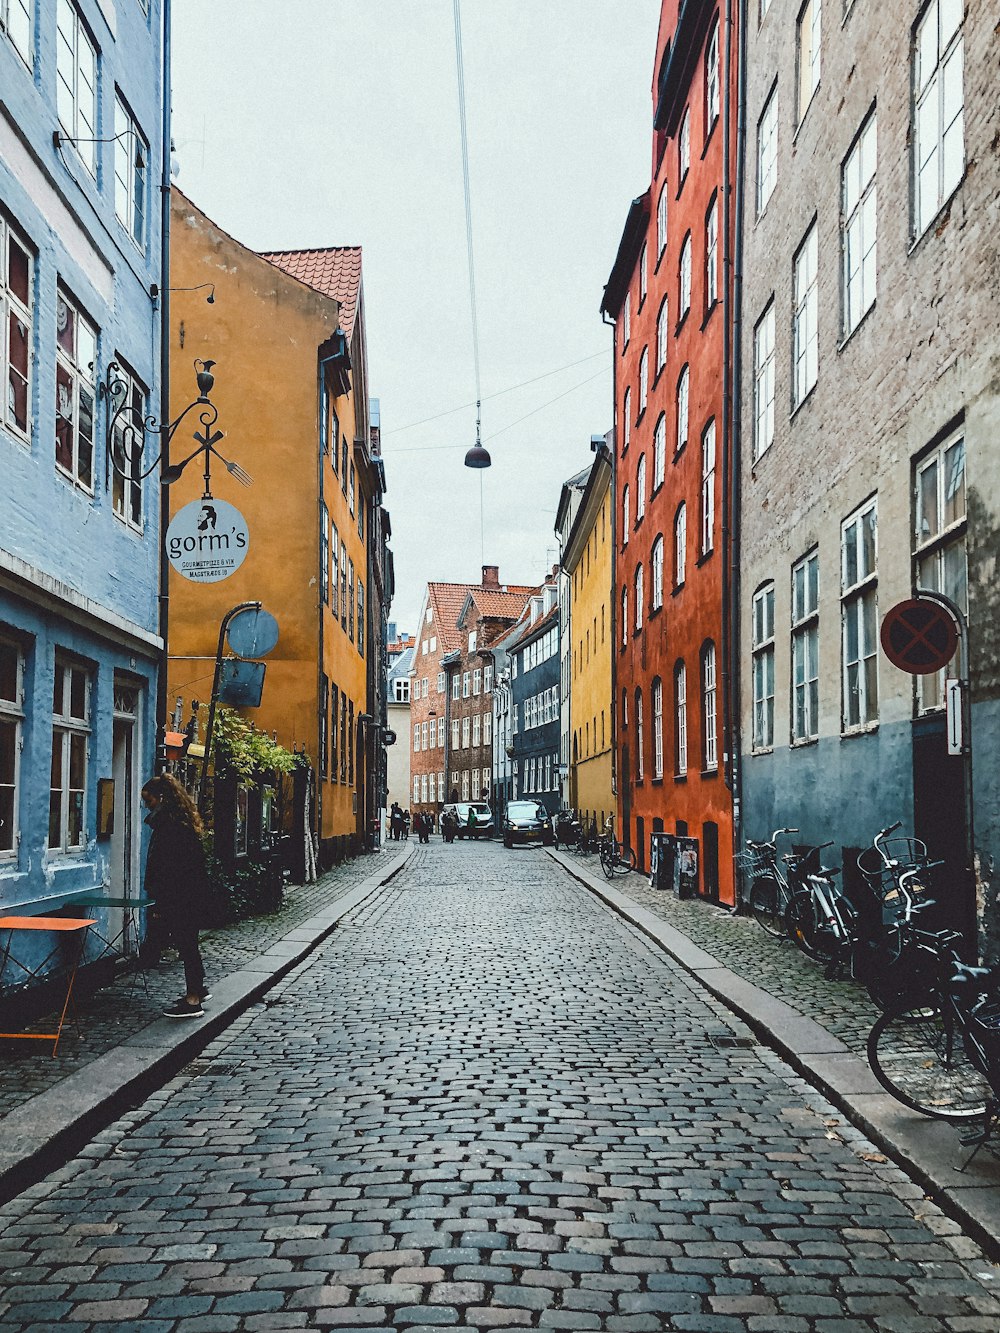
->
(676, 365), (690, 453)
(843, 110), (877, 335)
(0, 637), (24, 856)
(319, 674), (329, 778)
(421, 678), (429, 700)
(622, 291), (631, 350)
(915, 433), (966, 711)
(656, 299), (669, 373)
(414, 722), (420, 753)
(331, 522), (339, 617)
(57, 0), (97, 175)
(428, 773), (435, 803)
(757, 85), (778, 213)
(462, 671), (470, 698)
(792, 222), (818, 408)
(679, 107), (691, 182)
(752, 583), (775, 749)
(437, 717), (445, 747)
(652, 677), (663, 779)
(462, 770), (470, 800)
(621, 587), (628, 647)
(469, 630), (477, 653)
(635, 688), (644, 782)
(483, 713), (492, 745)
(484, 664), (493, 691)
(651, 535), (664, 610)
(55, 289), (97, 493)
(49, 657), (89, 851)
(753, 302), (775, 460)
(797, 0), (821, 123)
(1, 219), (32, 442)
(462, 716), (470, 747)
(339, 694), (347, 781)
(320, 504), (330, 603)
(634, 564), (644, 631)
(473, 668), (481, 696)
(114, 96), (147, 250)
(413, 775), (420, 803)
(393, 677), (410, 703)
(472, 714), (481, 747)
(328, 401), (340, 471)
(421, 721), (429, 751)
(639, 242), (648, 305)
(653, 414), (666, 490)
(349, 461), (356, 516)
(636, 455), (647, 521)
(451, 719), (460, 750)
(705, 198), (719, 309)
(331, 683), (339, 779)
(1, 0), (31, 66)
(622, 485), (630, 545)
(452, 675), (460, 700)
(437, 671), (445, 694)
(109, 361), (147, 529)
(842, 497), (878, 729)
(639, 347), (649, 415)
(674, 502), (687, 588)
(914, 0), (964, 236)
(702, 643), (718, 770)
(341, 436), (348, 490)
(679, 234), (692, 318)
(623, 388), (631, 452)
(339, 537), (348, 628)
(347, 558), (355, 641)
(791, 550), (819, 741)
(701, 420), (716, 555)
(706, 21), (720, 130)
(657, 183), (669, 255)
(357, 580), (364, 657)
(674, 661), (688, 776)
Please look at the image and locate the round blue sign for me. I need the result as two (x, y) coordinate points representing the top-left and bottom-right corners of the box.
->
(226, 607), (280, 659)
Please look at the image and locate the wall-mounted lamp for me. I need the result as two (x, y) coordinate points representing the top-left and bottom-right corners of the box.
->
(150, 282), (216, 305)
(53, 128), (146, 169)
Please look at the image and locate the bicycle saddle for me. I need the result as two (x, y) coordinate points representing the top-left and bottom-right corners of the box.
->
(950, 963), (994, 986)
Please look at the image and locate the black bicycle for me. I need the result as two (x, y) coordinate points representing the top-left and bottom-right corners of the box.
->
(598, 819), (637, 879)
(738, 828), (798, 938)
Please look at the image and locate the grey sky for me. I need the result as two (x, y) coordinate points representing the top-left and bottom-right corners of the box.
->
(171, 1), (661, 634)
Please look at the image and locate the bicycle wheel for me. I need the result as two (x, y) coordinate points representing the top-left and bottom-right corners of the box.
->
(867, 1005), (992, 1121)
(613, 844), (637, 875)
(599, 842), (615, 879)
(749, 873), (790, 939)
(785, 890), (837, 962)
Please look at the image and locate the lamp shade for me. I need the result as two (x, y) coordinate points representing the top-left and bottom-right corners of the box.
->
(464, 444), (492, 469)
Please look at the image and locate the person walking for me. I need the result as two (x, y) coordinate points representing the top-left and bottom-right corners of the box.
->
(402, 809), (411, 840)
(389, 801), (402, 841)
(140, 774), (210, 1019)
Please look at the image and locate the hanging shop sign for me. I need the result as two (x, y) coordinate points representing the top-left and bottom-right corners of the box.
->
(166, 498), (249, 583)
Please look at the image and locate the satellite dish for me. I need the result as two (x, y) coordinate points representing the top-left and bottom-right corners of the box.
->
(226, 606), (279, 659)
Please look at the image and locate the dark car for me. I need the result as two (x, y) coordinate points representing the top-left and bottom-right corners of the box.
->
(502, 800), (553, 848)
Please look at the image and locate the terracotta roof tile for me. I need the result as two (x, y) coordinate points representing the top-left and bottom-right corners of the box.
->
(260, 247), (363, 338)
(427, 580), (536, 649)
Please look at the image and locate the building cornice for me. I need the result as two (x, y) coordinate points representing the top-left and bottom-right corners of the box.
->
(653, 0), (714, 136)
(600, 192), (651, 319)
(561, 447), (613, 574)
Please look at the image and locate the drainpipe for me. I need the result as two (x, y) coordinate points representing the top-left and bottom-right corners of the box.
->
(156, 0), (172, 771)
(602, 309), (618, 811)
(314, 352), (344, 853)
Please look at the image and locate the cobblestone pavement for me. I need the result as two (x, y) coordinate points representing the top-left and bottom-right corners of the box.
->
(0, 843), (406, 1119)
(0, 841), (997, 1331)
(568, 851), (882, 1055)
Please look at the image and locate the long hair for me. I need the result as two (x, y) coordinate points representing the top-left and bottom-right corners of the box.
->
(142, 774), (203, 834)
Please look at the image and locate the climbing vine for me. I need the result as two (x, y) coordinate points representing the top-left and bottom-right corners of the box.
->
(211, 705), (300, 784)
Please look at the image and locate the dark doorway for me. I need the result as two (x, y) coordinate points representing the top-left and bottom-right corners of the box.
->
(635, 816), (645, 873)
(675, 819), (688, 836)
(702, 821), (719, 899)
(912, 713), (974, 941)
(620, 745), (631, 847)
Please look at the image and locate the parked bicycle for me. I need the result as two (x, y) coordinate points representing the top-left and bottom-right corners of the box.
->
(737, 828), (798, 938)
(598, 818), (637, 879)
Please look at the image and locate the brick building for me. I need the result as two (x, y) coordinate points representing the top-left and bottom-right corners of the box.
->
(601, 0), (738, 900)
(738, 0), (1000, 953)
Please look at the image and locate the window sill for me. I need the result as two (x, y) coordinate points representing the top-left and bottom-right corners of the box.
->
(790, 736), (819, 749)
(789, 381), (818, 423)
(838, 298), (877, 352)
(672, 582), (685, 597)
(696, 548), (715, 568)
(674, 440), (688, 462)
(676, 171), (689, 201)
(674, 772), (687, 784)
(792, 88), (820, 145)
(700, 300), (719, 332)
(636, 407), (647, 428)
(651, 480), (664, 500)
(675, 310), (690, 338)
(652, 776), (664, 787)
(841, 722), (879, 740)
(908, 174), (968, 258)
(750, 440), (773, 472)
(648, 604), (663, 620)
(701, 766), (719, 779)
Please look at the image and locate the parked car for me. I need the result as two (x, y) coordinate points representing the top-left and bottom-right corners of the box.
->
(441, 801), (494, 839)
(502, 800), (553, 848)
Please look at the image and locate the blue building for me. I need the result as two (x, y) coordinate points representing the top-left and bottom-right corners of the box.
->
(0, 2), (164, 966)
(509, 582), (561, 818)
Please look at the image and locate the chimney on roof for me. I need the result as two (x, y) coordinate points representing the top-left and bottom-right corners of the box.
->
(482, 565), (499, 588)
(388, 620), (397, 643)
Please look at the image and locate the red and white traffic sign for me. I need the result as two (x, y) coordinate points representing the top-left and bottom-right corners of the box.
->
(880, 598), (958, 675)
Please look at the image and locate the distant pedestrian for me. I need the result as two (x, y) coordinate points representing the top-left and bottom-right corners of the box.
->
(139, 774), (209, 1019)
(402, 809), (411, 839)
(389, 801), (403, 841)
(418, 811), (431, 844)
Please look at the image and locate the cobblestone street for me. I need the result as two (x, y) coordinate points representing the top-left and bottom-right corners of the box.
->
(0, 842), (997, 1332)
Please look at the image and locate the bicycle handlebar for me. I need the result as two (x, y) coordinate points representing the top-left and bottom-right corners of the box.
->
(876, 820), (903, 841)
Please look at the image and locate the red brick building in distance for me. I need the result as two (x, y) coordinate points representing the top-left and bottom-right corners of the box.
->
(601, 0), (738, 902)
(409, 567), (533, 826)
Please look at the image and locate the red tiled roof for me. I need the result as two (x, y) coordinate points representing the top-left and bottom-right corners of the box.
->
(427, 581), (535, 651)
(474, 588), (536, 620)
(260, 247), (363, 339)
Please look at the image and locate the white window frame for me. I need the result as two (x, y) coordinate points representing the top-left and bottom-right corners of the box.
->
(655, 299), (669, 374)
(473, 714), (481, 747)
(674, 502), (687, 588)
(55, 288), (97, 495)
(413, 775), (420, 803)
(653, 413), (666, 490)
(114, 95), (148, 252)
(701, 420), (716, 555)
(462, 715), (471, 747)
(462, 671), (470, 698)
(49, 656), (90, 852)
(473, 668), (481, 696)
(634, 564), (644, 631)
(437, 671), (445, 693)
(622, 484), (630, 546)
(622, 291), (631, 350)
(757, 84), (778, 214)
(657, 183), (668, 255)
(56, 0), (98, 176)
(702, 643), (718, 770)
(841, 496), (879, 731)
(679, 107), (691, 182)
(792, 222), (818, 408)
(483, 712), (492, 746)
(1, 0), (32, 67)
(676, 365), (690, 454)
(791, 549), (820, 742)
(752, 583), (775, 750)
(636, 454), (646, 522)
(651, 535), (664, 610)
(1, 217), (32, 442)
(913, 0), (964, 239)
(437, 717), (445, 747)
(842, 110), (877, 337)
(635, 689), (644, 782)
(705, 198), (719, 309)
(753, 302), (776, 461)
(0, 636), (24, 859)
(679, 234), (692, 318)
(675, 662), (688, 776)
(621, 588), (628, 648)
(706, 21), (720, 129)
(451, 719), (460, 750)
(623, 388), (631, 452)
(484, 664), (493, 692)
(639, 346), (649, 415)
(797, 0), (821, 125)
(914, 432), (966, 712)
(652, 677), (663, 779)
(452, 675), (460, 700)
(639, 241), (648, 306)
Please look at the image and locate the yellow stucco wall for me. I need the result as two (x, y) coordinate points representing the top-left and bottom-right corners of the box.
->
(568, 479), (614, 828)
(166, 192), (366, 842)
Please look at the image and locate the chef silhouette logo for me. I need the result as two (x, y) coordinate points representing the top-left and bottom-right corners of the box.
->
(197, 503), (218, 532)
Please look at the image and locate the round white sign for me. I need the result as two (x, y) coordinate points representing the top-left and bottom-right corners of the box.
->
(166, 498), (250, 583)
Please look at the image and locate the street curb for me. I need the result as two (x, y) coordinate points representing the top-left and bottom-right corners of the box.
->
(0, 843), (414, 1206)
(548, 847), (1000, 1259)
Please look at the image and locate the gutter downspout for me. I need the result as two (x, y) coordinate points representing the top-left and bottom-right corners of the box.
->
(156, 0), (171, 770)
(602, 310), (618, 814)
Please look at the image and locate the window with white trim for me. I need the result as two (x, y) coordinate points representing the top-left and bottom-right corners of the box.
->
(679, 234), (692, 318)
(55, 289), (97, 493)
(639, 241), (648, 306)
(706, 20), (720, 130)
(652, 677), (663, 779)
(623, 388), (631, 452)
(636, 454), (646, 522)
(635, 688), (644, 781)
(483, 712), (492, 745)
(634, 564), (644, 631)
(705, 197), (718, 309)
(797, 0), (821, 124)
(56, 0), (97, 175)
(462, 715), (470, 747)
(622, 291), (631, 350)
(0, 636), (24, 857)
(473, 714), (481, 747)
(679, 107), (691, 182)
(451, 718), (459, 750)
(792, 222), (818, 408)
(753, 302), (775, 460)
(915, 433), (966, 711)
(651, 535), (664, 610)
(330, 522), (339, 617)
(1, 0), (31, 66)
(484, 664), (493, 691)
(1, 217), (32, 441)
(757, 84), (778, 214)
(473, 668), (481, 696)
(622, 484), (630, 546)
(700, 420), (716, 555)
(639, 346), (649, 414)
(621, 587), (628, 647)
(109, 360), (146, 529)
(437, 670), (445, 693)
(842, 496), (878, 729)
(413, 723), (420, 753)
(676, 365), (690, 453)
(914, 0), (964, 237)
(114, 95), (148, 251)
(843, 110), (877, 336)
(653, 414), (666, 490)
(462, 671), (470, 698)
(752, 583), (775, 749)
(702, 642), (718, 770)
(791, 549), (819, 741)
(437, 717), (445, 747)
(421, 720), (429, 750)
(657, 183), (669, 255)
(674, 502), (687, 588)
(452, 675), (460, 700)
(49, 656), (89, 851)
(413, 775), (420, 802)
(656, 299), (668, 372)
(674, 660), (688, 775)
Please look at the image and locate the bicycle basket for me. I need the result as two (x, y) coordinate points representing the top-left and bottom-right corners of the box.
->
(736, 845), (775, 880)
(857, 838), (930, 901)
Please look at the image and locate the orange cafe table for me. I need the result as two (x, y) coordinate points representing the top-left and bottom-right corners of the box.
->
(0, 915), (96, 1055)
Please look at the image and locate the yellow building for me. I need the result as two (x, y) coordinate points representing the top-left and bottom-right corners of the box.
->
(167, 190), (381, 863)
(558, 444), (614, 829)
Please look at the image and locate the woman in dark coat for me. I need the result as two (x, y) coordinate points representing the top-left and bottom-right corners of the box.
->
(140, 774), (210, 1019)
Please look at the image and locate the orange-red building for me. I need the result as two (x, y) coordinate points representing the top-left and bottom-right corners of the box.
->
(601, 1), (737, 902)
